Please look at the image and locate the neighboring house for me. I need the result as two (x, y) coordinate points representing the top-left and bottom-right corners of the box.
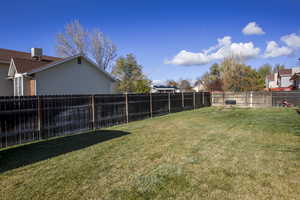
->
(290, 72), (300, 89)
(265, 69), (294, 90)
(290, 67), (300, 90)
(151, 85), (180, 93)
(193, 80), (205, 92)
(277, 69), (293, 88)
(0, 48), (116, 96)
(265, 73), (278, 89)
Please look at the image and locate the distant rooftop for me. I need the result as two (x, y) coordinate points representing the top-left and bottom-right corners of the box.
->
(278, 69), (292, 76)
(152, 85), (178, 89)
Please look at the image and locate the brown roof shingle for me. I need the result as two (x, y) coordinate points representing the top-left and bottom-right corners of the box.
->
(278, 69), (292, 76)
(0, 48), (62, 73)
(12, 57), (52, 73)
(0, 48), (61, 63)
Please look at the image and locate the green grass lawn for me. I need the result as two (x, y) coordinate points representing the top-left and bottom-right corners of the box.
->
(1, 107), (300, 200)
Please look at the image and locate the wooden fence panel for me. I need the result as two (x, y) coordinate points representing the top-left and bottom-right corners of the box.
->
(152, 93), (169, 117)
(94, 94), (126, 128)
(212, 92), (271, 107)
(41, 95), (92, 139)
(128, 94), (151, 122)
(183, 93), (194, 110)
(170, 93), (183, 113)
(204, 92), (212, 106)
(0, 96), (38, 148)
(195, 92), (204, 108)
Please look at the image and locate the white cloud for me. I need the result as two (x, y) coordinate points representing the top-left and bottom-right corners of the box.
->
(165, 36), (260, 66)
(264, 41), (293, 58)
(242, 22), (265, 35)
(281, 33), (300, 49)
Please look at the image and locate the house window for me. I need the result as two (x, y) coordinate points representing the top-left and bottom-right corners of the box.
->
(77, 57), (82, 64)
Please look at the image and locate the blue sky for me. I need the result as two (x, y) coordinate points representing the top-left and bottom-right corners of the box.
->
(0, 0), (300, 83)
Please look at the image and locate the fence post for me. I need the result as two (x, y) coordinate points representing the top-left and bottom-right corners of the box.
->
(168, 93), (171, 113)
(222, 92), (225, 106)
(18, 96), (21, 144)
(91, 95), (96, 130)
(250, 91), (253, 108)
(193, 92), (196, 109)
(150, 92), (153, 118)
(182, 92), (184, 108)
(37, 96), (43, 140)
(202, 92), (205, 106)
(125, 92), (129, 123)
(271, 91), (273, 107)
(209, 92), (214, 106)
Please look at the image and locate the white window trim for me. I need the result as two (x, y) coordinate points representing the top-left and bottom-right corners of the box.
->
(13, 74), (24, 96)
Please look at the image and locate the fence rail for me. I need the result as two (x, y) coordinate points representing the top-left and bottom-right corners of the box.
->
(0, 92), (211, 148)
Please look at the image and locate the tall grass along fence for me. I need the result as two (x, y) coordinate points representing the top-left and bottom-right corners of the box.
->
(0, 92), (211, 148)
(212, 91), (300, 107)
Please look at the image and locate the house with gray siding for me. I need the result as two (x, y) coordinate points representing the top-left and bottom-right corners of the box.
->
(290, 73), (300, 89)
(0, 48), (116, 96)
(265, 67), (300, 90)
(277, 69), (293, 88)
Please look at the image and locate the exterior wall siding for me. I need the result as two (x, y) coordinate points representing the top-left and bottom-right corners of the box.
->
(35, 58), (115, 95)
(296, 77), (300, 89)
(23, 78), (36, 96)
(280, 76), (292, 87)
(0, 63), (13, 96)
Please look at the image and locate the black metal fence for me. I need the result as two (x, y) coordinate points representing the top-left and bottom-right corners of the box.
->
(0, 92), (211, 148)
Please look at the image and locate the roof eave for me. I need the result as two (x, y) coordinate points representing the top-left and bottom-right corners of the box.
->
(0, 60), (10, 64)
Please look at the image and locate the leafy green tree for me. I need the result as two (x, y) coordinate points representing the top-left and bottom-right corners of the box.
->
(210, 63), (221, 78)
(112, 54), (151, 93)
(221, 57), (245, 91)
(257, 64), (272, 79)
(220, 57), (264, 91)
(135, 79), (151, 93)
(201, 63), (223, 91)
(242, 66), (265, 91)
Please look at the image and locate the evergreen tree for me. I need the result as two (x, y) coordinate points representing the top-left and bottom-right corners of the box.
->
(112, 54), (151, 93)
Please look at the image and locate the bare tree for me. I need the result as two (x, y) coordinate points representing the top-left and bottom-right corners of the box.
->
(179, 79), (193, 92)
(55, 20), (117, 71)
(90, 29), (117, 70)
(56, 20), (88, 56)
(166, 80), (178, 88)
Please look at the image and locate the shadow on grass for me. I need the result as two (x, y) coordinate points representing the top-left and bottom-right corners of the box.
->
(0, 130), (130, 173)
